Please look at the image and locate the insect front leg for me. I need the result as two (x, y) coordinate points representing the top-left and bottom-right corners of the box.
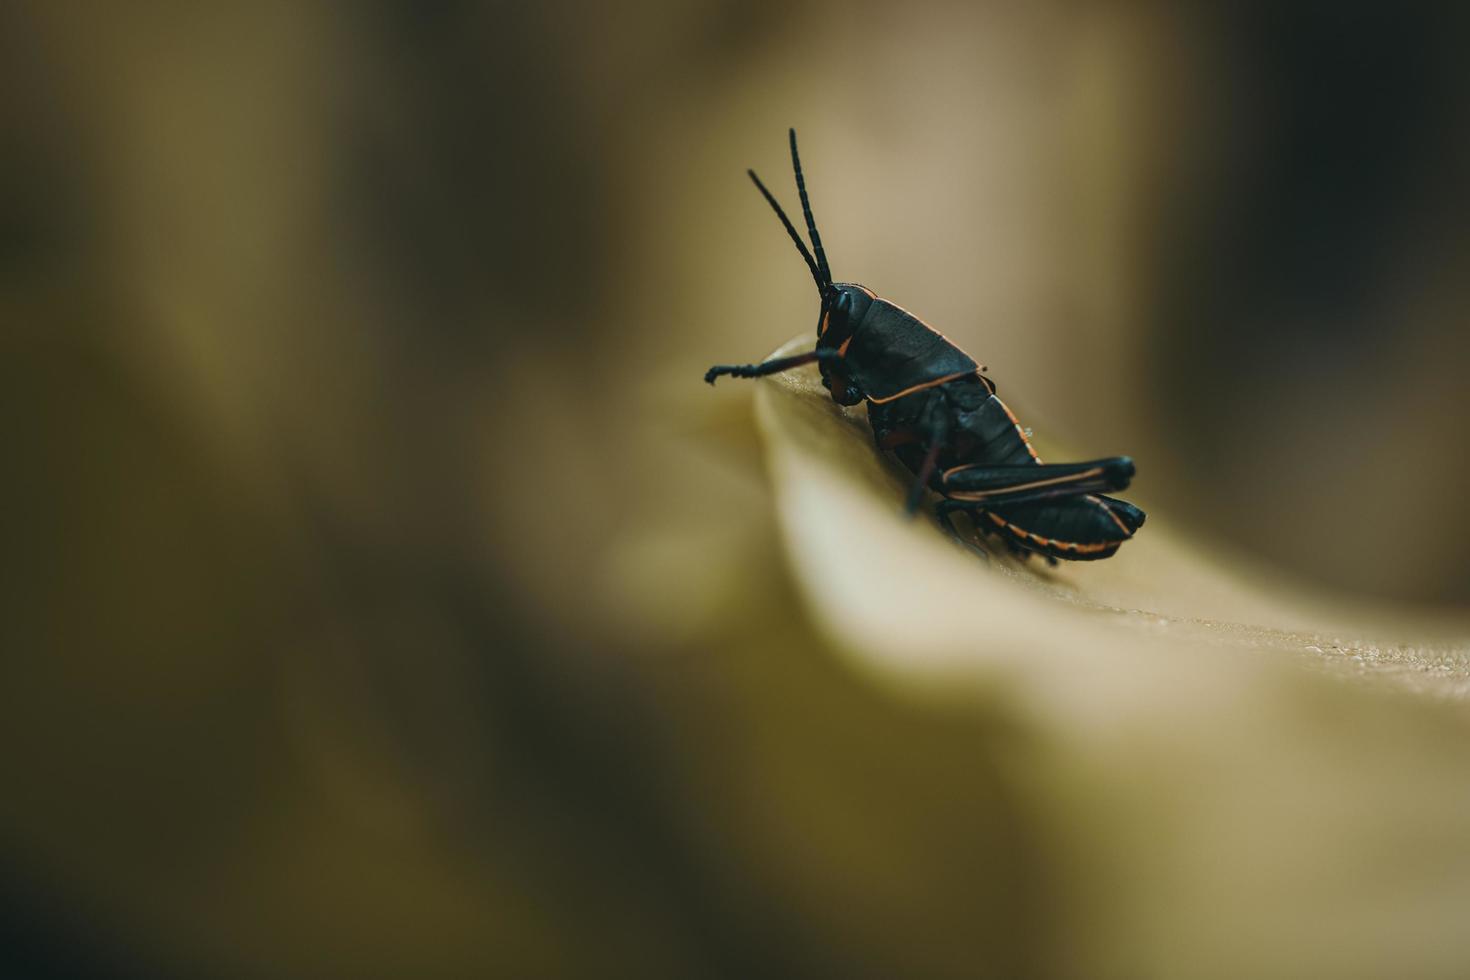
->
(704, 348), (843, 385)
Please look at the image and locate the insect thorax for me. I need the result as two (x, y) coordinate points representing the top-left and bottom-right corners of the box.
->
(843, 296), (978, 403)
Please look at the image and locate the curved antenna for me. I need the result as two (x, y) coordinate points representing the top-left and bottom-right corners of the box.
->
(747, 169), (825, 295)
(789, 129), (832, 287)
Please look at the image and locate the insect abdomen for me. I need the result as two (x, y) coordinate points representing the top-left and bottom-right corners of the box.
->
(986, 495), (1143, 561)
(955, 395), (1041, 467)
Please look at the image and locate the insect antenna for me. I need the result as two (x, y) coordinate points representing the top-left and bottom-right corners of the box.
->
(788, 128), (832, 287)
(747, 168), (825, 295)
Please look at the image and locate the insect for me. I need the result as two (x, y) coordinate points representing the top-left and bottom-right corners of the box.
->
(705, 129), (1145, 563)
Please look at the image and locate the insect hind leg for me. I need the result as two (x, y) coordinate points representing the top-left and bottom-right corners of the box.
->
(936, 499), (1063, 565)
(941, 457), (1135, 507)
(935, 499), (995, 561)
(1093, 494), (1146, 534)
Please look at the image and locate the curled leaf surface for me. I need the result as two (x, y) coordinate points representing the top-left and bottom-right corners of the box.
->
(753, 337), (1470, 978)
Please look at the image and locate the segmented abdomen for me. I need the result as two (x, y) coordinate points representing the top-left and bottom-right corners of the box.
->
(986, 495), (1144, 562)
(953, 394), (1041, 467)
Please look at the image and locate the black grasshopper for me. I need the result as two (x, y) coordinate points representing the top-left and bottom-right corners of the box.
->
(705, 130), (1145, 563)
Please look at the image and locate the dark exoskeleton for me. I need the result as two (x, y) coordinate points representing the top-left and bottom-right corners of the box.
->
(706, 130), (1145, 563)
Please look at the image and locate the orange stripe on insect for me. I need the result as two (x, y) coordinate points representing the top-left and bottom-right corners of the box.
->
(942, 466), (1105, 501)
(1088, 494), (1133, 536)
(985, 511), (1117, 553)
(995, 398), (1042, 463)
(869, 293), (972, 355)
(866, 370), (975, 405)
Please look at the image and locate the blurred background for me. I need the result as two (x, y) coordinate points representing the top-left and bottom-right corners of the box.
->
(3, 2), (1468, 977)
